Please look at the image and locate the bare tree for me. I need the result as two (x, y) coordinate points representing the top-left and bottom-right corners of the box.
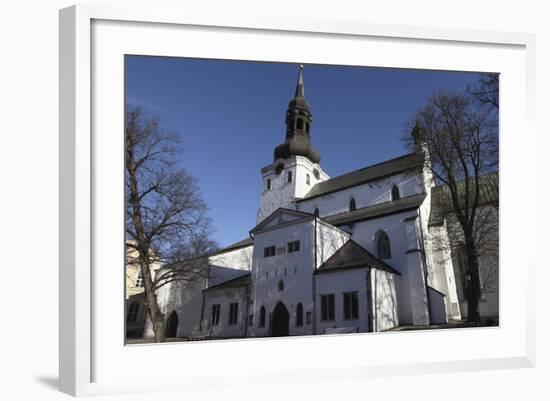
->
(406, 89), (498, 322)
(125, 105), (217, 342)
(468, 73), (499, 110)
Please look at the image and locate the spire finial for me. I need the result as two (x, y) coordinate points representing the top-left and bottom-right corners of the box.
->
(295, 64), (305, 97)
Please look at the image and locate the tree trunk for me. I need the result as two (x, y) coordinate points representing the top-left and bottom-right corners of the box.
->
(464, 234), (481, 323)
(139, 256), (166, 342)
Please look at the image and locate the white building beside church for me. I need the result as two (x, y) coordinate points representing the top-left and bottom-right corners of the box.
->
(148, 65), (480, 340)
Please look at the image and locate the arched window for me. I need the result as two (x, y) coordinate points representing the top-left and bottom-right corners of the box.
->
(391, 185), (400, 201)
(377, 231), (391, 259)
(314, 208), (319, 217)
(349, 198), (356, 212)
(296, 303), (304, 327)
(278, 280), (284, 292)
(259, 306), (266, 327)
(296, 119), (304, 130)
(306, 174), (310, 185)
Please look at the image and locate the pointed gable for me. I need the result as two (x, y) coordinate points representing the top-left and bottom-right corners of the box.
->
(250, 208), (313, 234)
(316, 240), (400, 275)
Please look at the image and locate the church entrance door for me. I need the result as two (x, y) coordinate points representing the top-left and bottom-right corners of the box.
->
(165, 311), (179, 338)
(271, 302), (289, 337)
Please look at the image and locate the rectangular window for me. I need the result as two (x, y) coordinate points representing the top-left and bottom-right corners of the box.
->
(211, 304), (220, 326)
(287, 240), (300, 253)
(306, 311), (312, 325)
(266, 178), (271, 190)
(320, 294), (335, 321)
(263, 246), (276, 258)
(343, 291), (359, 320)
(135, 271), (144, 288)
(228, 303), (239, 325)
(287, 170), (293, 183)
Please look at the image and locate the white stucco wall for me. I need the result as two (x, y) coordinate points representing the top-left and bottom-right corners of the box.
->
(201, 286), (249, 338)
(372, 269), (399, 331)
(296, 170), (425, 218)
(315, 269), (371, 334)
(258, 156), (329, 223)
(208, 245), (253, 271)
(248, 218), (316, 337)
(315, 220), (350, 268)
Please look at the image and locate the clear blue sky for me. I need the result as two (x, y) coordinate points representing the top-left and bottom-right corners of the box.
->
(126, 56), (481, 248)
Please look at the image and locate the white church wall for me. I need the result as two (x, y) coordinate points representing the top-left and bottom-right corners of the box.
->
(315, 220), (350, 268)
(297, 170), (425, 218)
(372, 269), (399, 331)
(350, 212), (412, 323)
(249, 219), (316, 337)
(201, 286), (248, 338)
(315, 269), (371, 334)
(208, 246), (253, 271)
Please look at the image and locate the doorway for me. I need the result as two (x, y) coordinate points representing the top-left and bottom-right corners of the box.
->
(271, 302), (289, 337)
(165, 311), (179, 338)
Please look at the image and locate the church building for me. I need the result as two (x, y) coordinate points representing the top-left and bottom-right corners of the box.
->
(151, 65), (466, 340)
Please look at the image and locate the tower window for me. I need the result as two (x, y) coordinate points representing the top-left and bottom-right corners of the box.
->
(287, 171), (293, 183)
(391, 185), (400, 201)
(296, 119), (304, 130)
(278, 280), (284, 292)
(349, 198), (356, 212)
(314, 208), (319, 217)
(305, 122), (310, 133)
(376, 231), (391, 259)
(266, 179), (271, 190)
(306, 174), (310, 185)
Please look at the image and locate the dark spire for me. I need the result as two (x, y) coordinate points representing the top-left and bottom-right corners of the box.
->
(274, 65), (321, 164)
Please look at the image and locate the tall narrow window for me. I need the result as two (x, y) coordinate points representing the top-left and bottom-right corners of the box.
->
(391, 185), (400, 200)
(127, 302), (140, 323)
(296, 303), (304, 327)
(343, 292), (359, 320)
(266, 179), (271, 190)
(314, 208), (319, 217)
(211, 304), (221, 326)
(296, 119), (304, 130)
(306, 174), (310, 185)
(278, 280), (284, 292)
(287, 170), (293, 183)
(377, 231), (391, 259)
(305, 122), (310, 133)
(320, 294), (335, 321)
(228, 303), (239, 325)
(259, 306), (266, 327)
(349, 198), (356, 212)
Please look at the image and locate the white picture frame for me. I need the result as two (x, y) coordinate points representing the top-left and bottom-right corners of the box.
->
(59, 4), (536, 397)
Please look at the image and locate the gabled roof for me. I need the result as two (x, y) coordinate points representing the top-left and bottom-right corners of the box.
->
(204, 272), (251, 292)
(250, 207), (314, 234)
(323, 193), (426, 226)
(428, 172), (499, 227)
(297, 152), (424, 202)
(316, 240), (401, 275)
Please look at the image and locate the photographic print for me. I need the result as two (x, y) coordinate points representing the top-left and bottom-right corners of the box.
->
(124, 57), (499, 343)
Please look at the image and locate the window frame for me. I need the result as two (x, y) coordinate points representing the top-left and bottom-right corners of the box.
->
(377, 231), (391, 259)
(342, 291), (359, 320)
(263, 245), (276, 258)
(349, 197), (356, 211)
(211, 304), (221, 326)
(320, 293), (335, 321)
(287, 240), (300, 253)
(296, 303), (304, 327)
(228, 303), (239, 325)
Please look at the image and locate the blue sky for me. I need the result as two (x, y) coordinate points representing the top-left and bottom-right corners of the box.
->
(126, 56), (482, 248)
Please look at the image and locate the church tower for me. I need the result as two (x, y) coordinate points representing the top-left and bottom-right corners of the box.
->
(257, 65), (329, 223)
